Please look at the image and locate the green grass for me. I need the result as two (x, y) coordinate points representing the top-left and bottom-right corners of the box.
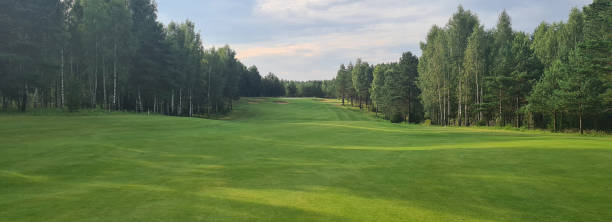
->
(1, 98), (611, 221)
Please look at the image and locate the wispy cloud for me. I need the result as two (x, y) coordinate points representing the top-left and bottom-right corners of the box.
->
(157, 0), (591, 80)
(254, 0), (442, 23)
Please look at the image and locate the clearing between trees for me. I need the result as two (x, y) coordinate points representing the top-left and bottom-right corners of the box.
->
(1, 98), (611, 221)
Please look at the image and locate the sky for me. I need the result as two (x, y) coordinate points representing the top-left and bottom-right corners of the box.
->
(156, 0), (592, 81)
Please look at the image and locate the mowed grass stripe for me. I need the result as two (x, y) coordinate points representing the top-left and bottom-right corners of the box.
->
(1, 98), (611, 221)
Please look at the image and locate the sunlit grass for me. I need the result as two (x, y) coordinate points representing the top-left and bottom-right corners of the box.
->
(1, 98), (611, 221)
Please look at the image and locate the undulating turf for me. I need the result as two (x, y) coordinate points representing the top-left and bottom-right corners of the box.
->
(1, 98), (611, 221)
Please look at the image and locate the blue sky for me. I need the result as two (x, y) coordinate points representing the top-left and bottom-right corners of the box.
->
(156, 0), (591, 81)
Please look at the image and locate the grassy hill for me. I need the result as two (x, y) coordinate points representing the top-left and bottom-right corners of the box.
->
(1, 98), (611, 221)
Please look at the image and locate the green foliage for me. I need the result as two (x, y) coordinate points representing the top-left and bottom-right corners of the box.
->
(370, 64), (389, 114)
(261, 73), (285, 97)
(65, 76), (82, 112)
(335, 64), (352, 103)
(476, 119), (487, 126)
(390, 112), (404, 123)
(415, 3), (609, 132)
(351, 59), (373, 108)
(579, 0), (611, 117)
(286, 82), (298, 97)
(0, 0), (275, 116)
(240, 66), (262, 97)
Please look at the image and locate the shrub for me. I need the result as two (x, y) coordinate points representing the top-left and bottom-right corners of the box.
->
(495, 117), (503, 127)
(477, 120), (487, 126)
(390, 112), (404, 123)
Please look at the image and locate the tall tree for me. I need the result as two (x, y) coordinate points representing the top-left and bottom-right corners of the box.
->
(352, 59), (373, 109)
(491, 10), (514, 126)
(371, 64), (390, 117)
(510, 32), (543, 128)
(418, 25), (449, 125)
(463, 25), (487, 124)
(335, 64), (349, 105)
(398, 52), (421, 123)
(558, 0), (611, 134)
(447, 6), (479, 125)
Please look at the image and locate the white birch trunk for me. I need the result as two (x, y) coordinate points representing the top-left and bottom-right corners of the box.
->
(102, 56), (107, 110)
(60, 48), (64, 107)
(179, 88), (182, 116)
(113, 42), (117, 110)
(189, 89), (193, 117)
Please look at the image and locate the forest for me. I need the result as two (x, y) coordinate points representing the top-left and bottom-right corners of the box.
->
(1, 0), (610, 133)
(334, 2), (610, 133)
(0, 0), (279, 116)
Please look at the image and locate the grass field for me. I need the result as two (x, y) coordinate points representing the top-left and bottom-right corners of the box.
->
(1, 98), (611, 221)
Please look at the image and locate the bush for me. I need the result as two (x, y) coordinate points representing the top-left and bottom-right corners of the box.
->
(477, 120), (487, 126)
(423, 119), (432, 126)
(390, 112), (404, 123)
(495, 117), (503, 127)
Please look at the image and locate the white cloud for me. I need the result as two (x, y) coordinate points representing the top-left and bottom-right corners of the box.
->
(235, 0), (453, 80)
(179, 0), (593, 80)
(254, 0), (446, 24)
(235, 20), (445, 80)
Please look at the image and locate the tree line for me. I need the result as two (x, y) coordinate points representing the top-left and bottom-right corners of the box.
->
(2, 0), (609, 133)
(0, 0), (285, 115)
(334, 54), (424, 123)
(335, 1), (610, 133)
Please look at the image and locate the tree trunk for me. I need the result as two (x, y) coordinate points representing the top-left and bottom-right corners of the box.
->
(447, 85), (450, 126)
(179, 88), (182, 116)
(375, 104), (378, 117)
(475, 71), (479, 122)
(579, 103), (583, 135)
(464, 97), (468, 126)
(463, 67), (468, 126)
(560, 112), (564, 132)
(499, 88), (502, 125)
(171, 90), (174, 115)
(60, 48), (64, 108)
(553, 110), (557, 132)
(103, 55), (107, 110)
(479, 81), (483, 122)
(93, 41), (98, 108)
(458, 79), (462, 126)
(208, 66), (212, 115)
(516, 96), (519, 128)
(93, 67), (97, 108)
(113, 42), (117, 110)
(32, 88), (38, 109)
(437, 83), (442, 125)
(136, 90), (140, 112)
(21, 84), (28, 112)
(408, 87), (411, 123)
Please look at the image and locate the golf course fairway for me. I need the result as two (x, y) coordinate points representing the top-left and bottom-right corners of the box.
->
(1, 98), (611, 221)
